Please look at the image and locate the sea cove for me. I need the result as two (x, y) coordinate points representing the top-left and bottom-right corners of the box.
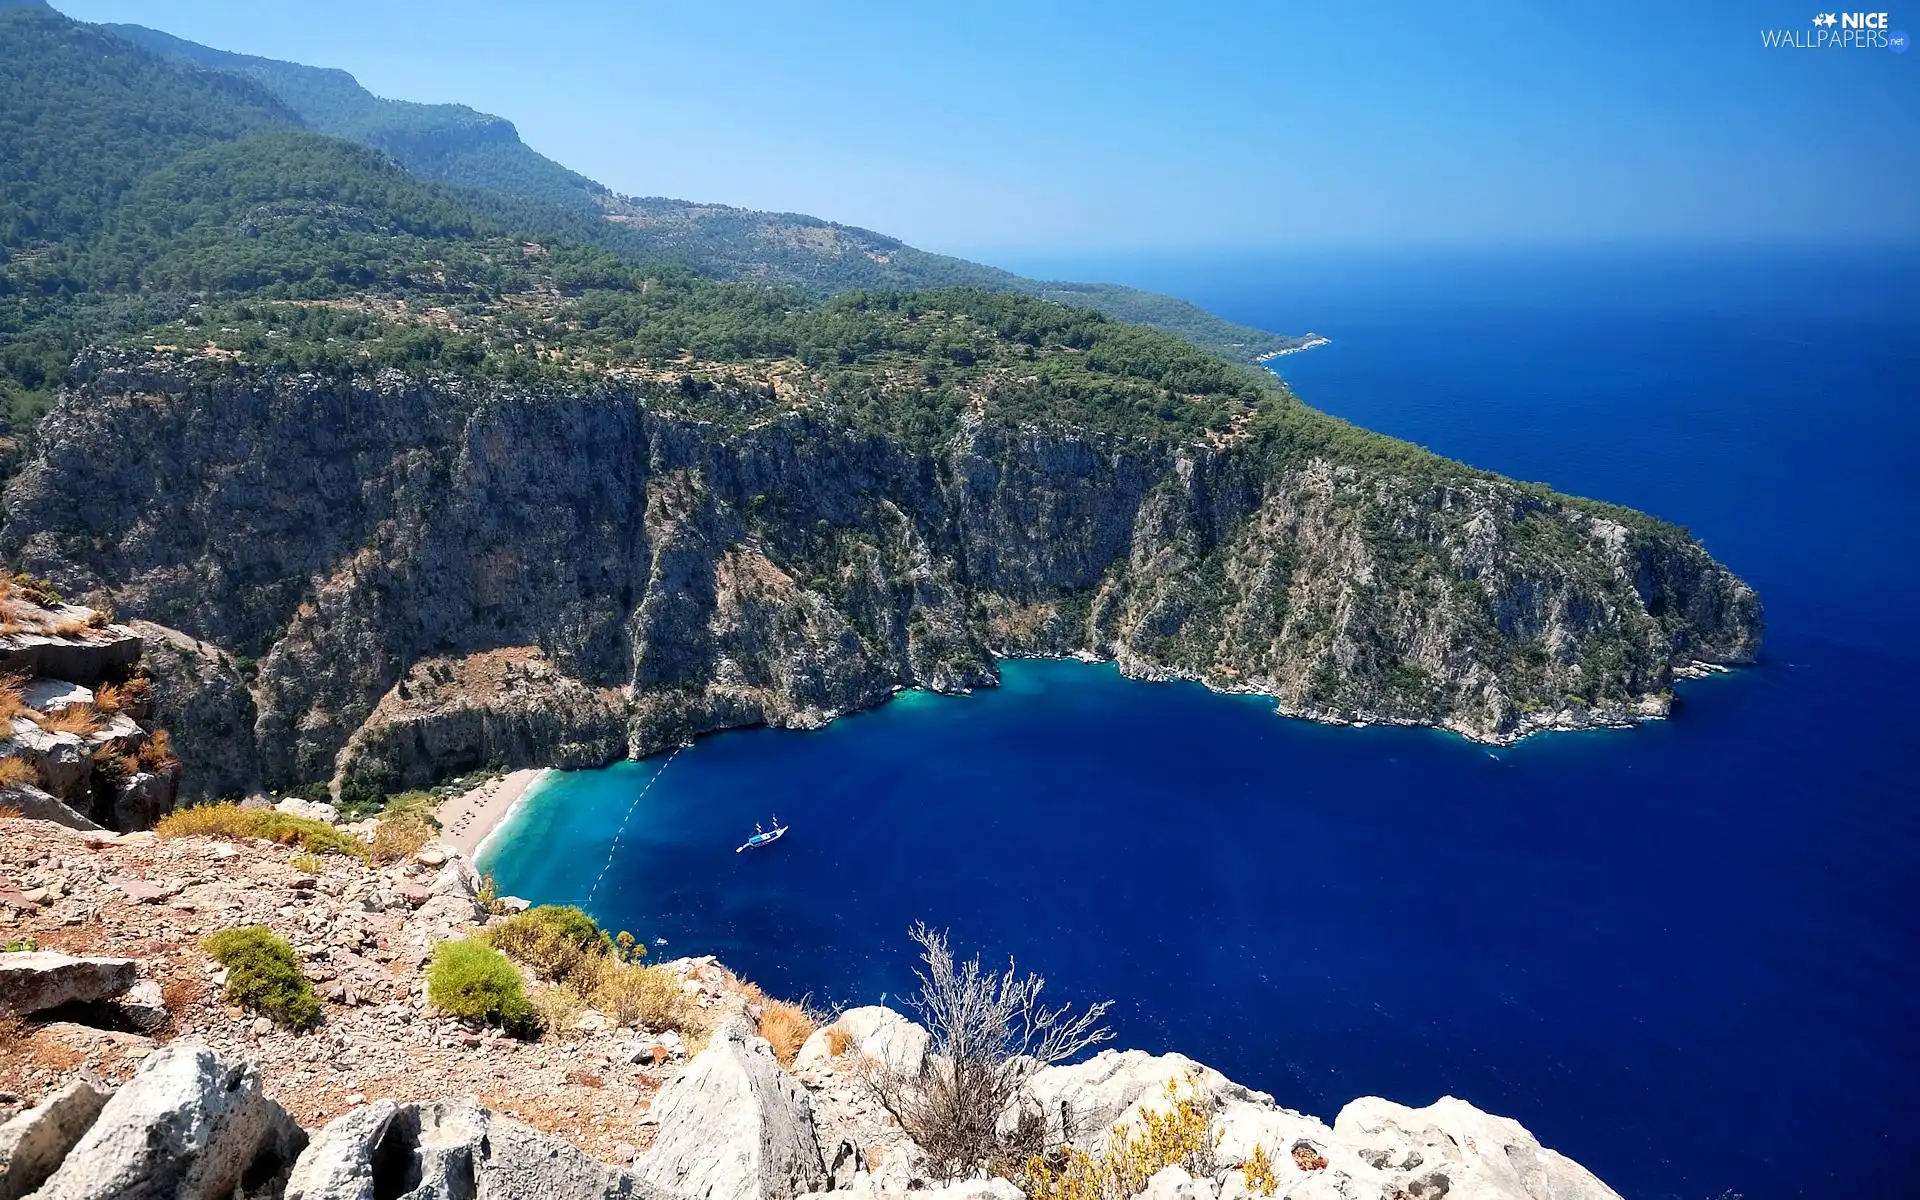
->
(485, 248), (1920, 1200)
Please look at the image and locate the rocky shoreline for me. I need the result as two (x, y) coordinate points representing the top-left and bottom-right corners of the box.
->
(1, 361), (1761, 798)
(1254, 336), (1332, 363)
(0, 811), (1623, 1200)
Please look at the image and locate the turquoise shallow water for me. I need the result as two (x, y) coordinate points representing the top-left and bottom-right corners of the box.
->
(485, 248), (1920, 1200)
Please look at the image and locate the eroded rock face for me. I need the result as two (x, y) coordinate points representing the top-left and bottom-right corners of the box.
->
(0, 1077), (109, 1200)
(28, 1045), (306, 1200)
(125, 619), (260, 804)
(640, 1015), (827, 1200)
(1009, 1050), (1623, 1200)
(2, 363), (1760, 791)
(1017, 1048), (1270, 1150)
(0, 952), (136, 1017)
(284, 1098), (664, 1200)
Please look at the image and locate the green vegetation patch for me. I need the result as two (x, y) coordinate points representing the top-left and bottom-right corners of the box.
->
(203, 924), (319, 1028)
(427, 938), (537, 1035)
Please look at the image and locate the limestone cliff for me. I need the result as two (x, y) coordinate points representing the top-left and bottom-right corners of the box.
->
(0, 356), (1760, 796)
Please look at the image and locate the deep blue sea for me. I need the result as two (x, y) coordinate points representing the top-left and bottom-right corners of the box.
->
(485, 247), (1920, 1200)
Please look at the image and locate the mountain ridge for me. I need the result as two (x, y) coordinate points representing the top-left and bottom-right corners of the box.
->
(100, 19), (1310, 365)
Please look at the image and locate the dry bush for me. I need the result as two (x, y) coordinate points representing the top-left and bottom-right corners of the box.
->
(0, 756), (38, 789)
(85, 608), (112, 629)
(758, 999), (815, 1067)
(826, 1025), (853, 1058)
(135, 730), (173, 771)
(93, 750), (139, 782)
(370, 808), (435, 864)
(50, 618), (93, 639)
(532, 982), (588, 1034)
(156, 803), (369, 860)
(588, 959), (704, 1037)
(36, 705), (104, 736)
(12, 575), (60, 607)
(865, 923), (1113, 1183)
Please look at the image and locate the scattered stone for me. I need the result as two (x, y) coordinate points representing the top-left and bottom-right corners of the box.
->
(0, 952), (138, 1017)
(107, 876), (179, 905)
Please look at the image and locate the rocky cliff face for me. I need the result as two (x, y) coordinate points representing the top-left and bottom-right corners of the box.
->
(0, 358), (1760, 796)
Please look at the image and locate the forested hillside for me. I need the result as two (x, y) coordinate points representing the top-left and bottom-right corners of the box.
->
(103, 17), (1308, 365)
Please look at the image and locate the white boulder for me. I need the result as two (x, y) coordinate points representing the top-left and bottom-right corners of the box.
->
(28, 1045), (305, 1200)
(0, 952), (137, 1017)
(639, 1015), (827, 1200)
(285, 1098), (663, 1200)
(795, 1006), (929, 1078)
(0, 1077), (110, 1200)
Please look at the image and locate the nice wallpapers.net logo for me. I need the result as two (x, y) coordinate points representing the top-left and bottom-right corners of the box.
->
(1763, 11), (1909, 49)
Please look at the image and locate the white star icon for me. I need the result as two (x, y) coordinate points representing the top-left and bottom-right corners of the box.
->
(1814, 12), (1838, 26)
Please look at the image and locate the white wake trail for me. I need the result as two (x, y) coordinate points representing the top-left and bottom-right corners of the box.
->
(587, 745), (684, 904)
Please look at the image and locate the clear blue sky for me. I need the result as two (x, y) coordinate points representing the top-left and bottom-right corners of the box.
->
(52, 0), (1920, 254)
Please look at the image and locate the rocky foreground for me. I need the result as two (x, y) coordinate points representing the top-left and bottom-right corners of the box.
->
(0, 814), (1621, 1200)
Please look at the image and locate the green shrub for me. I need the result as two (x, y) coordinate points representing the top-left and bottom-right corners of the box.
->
(203, 925), (319, 1029)
(484, 905), (612, 983)
(428, 939), (538, 1035)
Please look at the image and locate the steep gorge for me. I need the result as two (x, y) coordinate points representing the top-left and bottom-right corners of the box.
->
(0, 356), (1760, 800)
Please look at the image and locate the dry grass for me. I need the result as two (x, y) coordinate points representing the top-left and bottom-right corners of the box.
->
(135, 730), (174, 771)
(758, 999), (815, 1067)
(85, 607), (111, 629)
(36, 705), (104, 736)
(0, 677), (31, 724)
(826, 1025), (853, 1058)
(0, 1014), (27, 1044)
(50, 618), (94, 639)
(0, 805), (22, 820)
(93, 679), (150, 716)
(155, 803), (369, 860)
(370, 809), (436, 864)
(0, 756), (38, 789)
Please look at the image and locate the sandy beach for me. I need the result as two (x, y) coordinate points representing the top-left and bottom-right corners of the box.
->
(435, 767), (547, 859)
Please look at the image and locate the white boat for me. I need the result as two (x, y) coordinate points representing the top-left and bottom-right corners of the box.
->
(735, 816), (788, 853)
